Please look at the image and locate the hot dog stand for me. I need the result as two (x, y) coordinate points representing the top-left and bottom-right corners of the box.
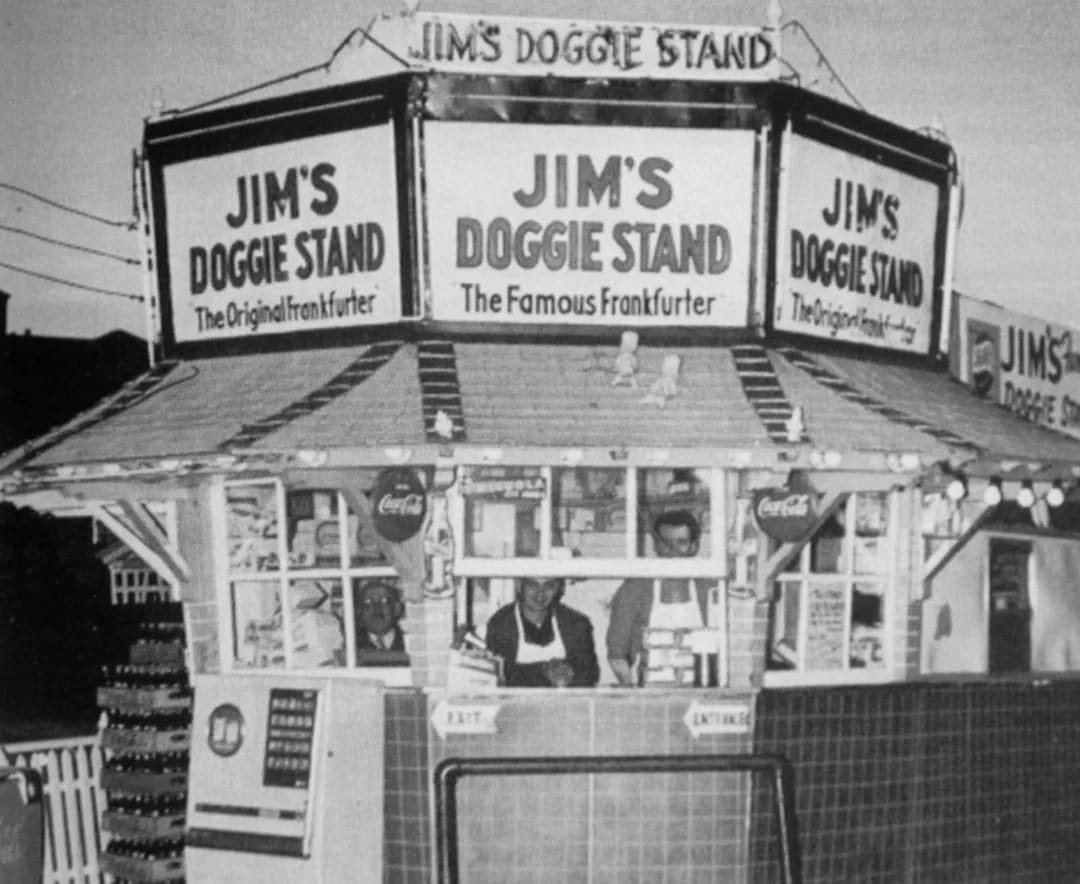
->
(5, 10), (1080, 883)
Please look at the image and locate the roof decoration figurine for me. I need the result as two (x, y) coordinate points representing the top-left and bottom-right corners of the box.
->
(434, 410), (455, 439)
(611, 330), (640, 388)
(642, 354), (682, 407)
(785, 406), (805, 443)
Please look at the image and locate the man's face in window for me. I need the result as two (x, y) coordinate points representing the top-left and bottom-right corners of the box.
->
(655, 523), (697, 558)
(518, 579), (562, 620)
(356, 584), (402, 635)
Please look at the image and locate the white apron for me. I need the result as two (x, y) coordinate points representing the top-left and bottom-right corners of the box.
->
(648, 579), (704, 630)
(514, 604), (567, 664)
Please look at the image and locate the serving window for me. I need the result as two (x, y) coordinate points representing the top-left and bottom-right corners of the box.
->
(766, 490), (896, 682)
(222, 478), (407, 673)
(456, 466), (719, 570)
(455, 465), (728, 687)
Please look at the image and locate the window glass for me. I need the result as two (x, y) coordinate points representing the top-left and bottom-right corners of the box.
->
(810, 506), (845, 574)
(551, 468), (626, 557)
(767, 491), (894, 677)
(462, 466), (545, 558)
(285, 489), (340, 569)
(289, 579), (345, 668)
(225, 479), (402, 674)
(231, 579), (284, 669)
(227, 484), (279, 572)
(853, 492), (889, 574)
(850, 584), (885, 668)
(770, 579), (803, 669)
(637, 469), (711, 558)
(803, 581), (848, 670)
(348, 500), (390, 567)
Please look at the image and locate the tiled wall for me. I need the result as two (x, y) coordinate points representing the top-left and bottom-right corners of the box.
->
(426, 691), (757, 884)
(750, 681), (1080, 884)
(384, 689), (431, 884)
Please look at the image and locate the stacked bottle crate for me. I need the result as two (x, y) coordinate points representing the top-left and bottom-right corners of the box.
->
(97, 608), (190, 883)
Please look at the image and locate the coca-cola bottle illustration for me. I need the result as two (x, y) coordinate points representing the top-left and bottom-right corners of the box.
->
(424, 495), (455, 598)
(728, 497), (758, 596)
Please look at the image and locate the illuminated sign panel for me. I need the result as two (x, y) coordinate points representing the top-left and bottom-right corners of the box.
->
(776, 134), (941, 355)
(955, 295), (1080, 440)
(399, 12), (778, 82)
(425, 122), (756, 328)
(161, 125), (402, 345)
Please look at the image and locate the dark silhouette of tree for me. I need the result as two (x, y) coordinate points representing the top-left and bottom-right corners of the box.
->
(0, 502), (111, 739)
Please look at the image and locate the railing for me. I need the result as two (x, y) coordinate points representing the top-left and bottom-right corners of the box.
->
(3, 734), (105, 884)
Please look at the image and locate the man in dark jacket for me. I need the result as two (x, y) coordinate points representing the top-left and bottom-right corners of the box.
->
(353, 579), (407, 655)
(485, 578), (599, 688)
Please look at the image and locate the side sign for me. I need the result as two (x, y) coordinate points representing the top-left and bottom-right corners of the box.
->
(683, 700), (752, 737)
(776, 134), (941, 355)
(954, 293), (1080, 440)
(425, 122), (755, 328)
(161, 125), (402, 346)
(431, 700), (500, 738)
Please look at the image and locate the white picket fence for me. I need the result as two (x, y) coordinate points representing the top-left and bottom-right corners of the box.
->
(3, 734), (105, 884)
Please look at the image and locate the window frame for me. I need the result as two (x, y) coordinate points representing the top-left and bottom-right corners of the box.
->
(764, 489), (899, 687)
(451, 465), (730, 579)
(217, 477), (399, 675)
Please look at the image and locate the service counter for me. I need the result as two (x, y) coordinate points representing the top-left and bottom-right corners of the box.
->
(386, 686), (759, 884)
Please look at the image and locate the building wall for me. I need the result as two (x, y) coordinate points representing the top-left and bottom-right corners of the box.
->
(751, 682), (1080, 883)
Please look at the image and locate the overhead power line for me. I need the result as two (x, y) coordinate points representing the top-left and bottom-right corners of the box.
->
(168, 16), (394, 116)
(0, 222), (140, 266)
(0, 181), (136, 230)
(0, 260), (144, 302)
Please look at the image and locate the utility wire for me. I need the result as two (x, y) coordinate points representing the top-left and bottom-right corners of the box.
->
(0, 260), (144, 302)
(0, 222), (139, 266)
(0, 181), (136, 230)
(167, 16), (397, 117)
(781, 20), (864, 110)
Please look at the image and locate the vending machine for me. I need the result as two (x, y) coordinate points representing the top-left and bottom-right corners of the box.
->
(185, 673), (385, 884)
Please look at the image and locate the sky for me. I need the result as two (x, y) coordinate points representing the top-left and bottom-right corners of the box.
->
(2, 0), (1078, 340)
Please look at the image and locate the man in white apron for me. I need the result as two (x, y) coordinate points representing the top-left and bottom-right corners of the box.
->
(606, 510), (713, 686)
(485, 578), (600, 687)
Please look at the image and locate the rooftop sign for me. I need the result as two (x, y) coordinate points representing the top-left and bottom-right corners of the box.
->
(424, 121), (756, 328)
(397, 12), (778, 82)
(159, 124), (404, 348)
(774, 133), (943, 355)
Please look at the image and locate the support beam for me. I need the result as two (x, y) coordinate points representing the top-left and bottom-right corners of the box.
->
(756, 490), (844, 598)
(88, 501), (188, 590)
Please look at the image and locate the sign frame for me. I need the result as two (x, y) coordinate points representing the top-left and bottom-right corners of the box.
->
(765, 85), (954, 361)
(144, 75), (420, 359)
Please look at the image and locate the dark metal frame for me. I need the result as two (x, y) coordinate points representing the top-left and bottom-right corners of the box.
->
(433, 752), (802, 884)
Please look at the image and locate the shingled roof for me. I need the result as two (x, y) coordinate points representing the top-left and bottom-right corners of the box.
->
(4, 337), (1080, 484)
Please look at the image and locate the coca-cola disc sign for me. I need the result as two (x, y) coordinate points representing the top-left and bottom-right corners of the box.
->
(371, 468), (427, 541)
(752, 487), (818, 543)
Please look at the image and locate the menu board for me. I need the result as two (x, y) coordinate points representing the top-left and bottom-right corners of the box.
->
(805, 583), (846, 670)
(263, 688), (318, 788)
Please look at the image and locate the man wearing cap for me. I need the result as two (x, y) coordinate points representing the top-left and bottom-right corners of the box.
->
(606, 509), (715, 686)
(486, 578), (600, 688)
